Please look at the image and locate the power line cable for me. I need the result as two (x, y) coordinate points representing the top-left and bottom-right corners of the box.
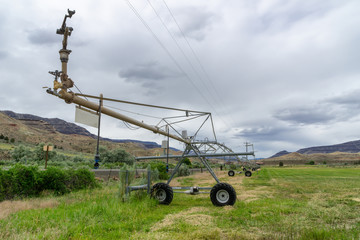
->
(161, 0), (237, 127)
(125, 0), (221, 122)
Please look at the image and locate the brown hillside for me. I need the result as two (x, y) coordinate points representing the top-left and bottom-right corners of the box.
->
(265, 151), (360, 165)
(0, 112), (176, 158)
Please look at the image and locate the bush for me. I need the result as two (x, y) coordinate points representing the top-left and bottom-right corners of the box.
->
(229, 164), (237, 170)
(308, 160), (315, 165)
(0, 165), (41, 200)
(40, 167), (68, 195)
(11, 145), (32, 162)
(100, 147), (134, 165)
(33, 143), (56, 161)
(66, 168), (97, 191)
(279, 161), (284, 167)
(177, 165), (190, 177)
(182, 157), (192, 167)
(0, 165), (98, 201)
(148, 161), (168, 180)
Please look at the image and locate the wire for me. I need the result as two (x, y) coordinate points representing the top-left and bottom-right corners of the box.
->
(73, 83), (88, 101)
(123, 121), (141, 130)
(125, 0), (221, 121)
(104, 104), (162, 120)
(161, 0), (237, 127)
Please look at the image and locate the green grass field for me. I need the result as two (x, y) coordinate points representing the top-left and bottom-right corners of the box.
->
(0, 166), (359, 239)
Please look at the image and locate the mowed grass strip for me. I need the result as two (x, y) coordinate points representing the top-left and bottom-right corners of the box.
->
(0, 166), (359, 239)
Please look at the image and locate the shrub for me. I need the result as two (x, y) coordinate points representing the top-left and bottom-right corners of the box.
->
(0, 165), (98, 200)
(66, 168), (97, 191)
(40, 167), (68, 195)
(182, 157), (192, 167)
(0, 165), (41, 200)
(33, 143), (56, 161)
(229, 164), (237, 170)
(100, 147), (134, 165)
(177, 165), (190, 177)
(148, 161), (168, 180)
(308, 160), (315, 165)
(279, 161), (284, 167)
(11, 145), (32, 162)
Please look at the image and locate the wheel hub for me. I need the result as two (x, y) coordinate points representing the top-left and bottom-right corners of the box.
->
(156, 189), (166, 201)
(216, 189), (230, 203)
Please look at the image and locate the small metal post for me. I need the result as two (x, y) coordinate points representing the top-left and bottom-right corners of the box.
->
(147, 169), (151, 194)
(125, 170), (129, 195)
(45, 146), (49, 169)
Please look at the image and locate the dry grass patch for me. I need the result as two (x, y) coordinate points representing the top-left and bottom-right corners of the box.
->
(151, 207), (211, 231)
(0, 199), (59, 219)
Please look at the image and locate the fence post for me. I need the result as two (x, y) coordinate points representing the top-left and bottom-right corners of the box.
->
(147, 169), (151, 194)
(125, 170), (129, 194)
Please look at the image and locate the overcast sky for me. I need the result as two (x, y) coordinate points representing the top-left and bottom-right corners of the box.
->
(1, 0), (360, 158)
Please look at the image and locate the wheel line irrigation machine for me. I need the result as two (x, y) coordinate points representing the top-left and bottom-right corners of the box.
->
(46, 10), (258, 206)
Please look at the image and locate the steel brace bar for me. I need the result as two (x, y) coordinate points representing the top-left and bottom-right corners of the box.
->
(167, 144), (221, 185)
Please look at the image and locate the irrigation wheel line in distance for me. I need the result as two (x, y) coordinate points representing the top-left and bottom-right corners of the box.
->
(228, 170), (235, 177)
(151, 182), (173, 205)
(210, 183), (236, 206)
(244, 170), (252, 177)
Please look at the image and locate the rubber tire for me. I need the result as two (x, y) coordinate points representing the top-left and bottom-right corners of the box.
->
(151, 183), (173, 205)
(245, 170), (252, 177)
(228, 170), (235, 177)
(210, 183), (236, 206)
(243, 168), (247, 172)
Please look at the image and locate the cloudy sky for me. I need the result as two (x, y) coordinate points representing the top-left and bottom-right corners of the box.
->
(1, 0), (360, 158)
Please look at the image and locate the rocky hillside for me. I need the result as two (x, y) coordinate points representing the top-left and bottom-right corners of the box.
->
(1, 110), (164, 149)
(0, 111), (178, 158)
(297, 140), (360, 154)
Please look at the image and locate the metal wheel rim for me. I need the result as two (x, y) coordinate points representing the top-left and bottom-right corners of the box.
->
(156, 189), (166, 201)
(216, 189), (230, 203)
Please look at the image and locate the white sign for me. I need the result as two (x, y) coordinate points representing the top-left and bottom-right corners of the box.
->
(75, 106), (99, 128)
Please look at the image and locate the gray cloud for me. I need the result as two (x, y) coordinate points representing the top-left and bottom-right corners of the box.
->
(0, 51), (7, 60)
(274, 106), (335, 125)
(119, 61), (182, 83)
(233, 124), (293, 142)
(1, 0), (360, 158)
(174, 7), (216, 41)
(28, 29), (59, 45)
(327, 89), (360, 107)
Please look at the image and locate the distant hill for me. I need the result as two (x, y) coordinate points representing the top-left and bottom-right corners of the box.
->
(266, 140), (360, 164)
(268, 150), (291, 158)
(296, 140), (360, 154)
(1, 110), (167, 150)
(269, 139), (360, 159)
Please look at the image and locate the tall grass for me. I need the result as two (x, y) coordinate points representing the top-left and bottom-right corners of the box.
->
(0, 166), (359, 239)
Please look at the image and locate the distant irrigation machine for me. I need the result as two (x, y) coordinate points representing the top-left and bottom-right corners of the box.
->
(46, 10), (257, 206)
